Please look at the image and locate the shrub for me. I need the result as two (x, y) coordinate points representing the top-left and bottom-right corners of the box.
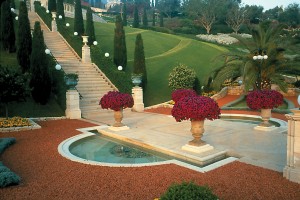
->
(246, 90), (284, 110)
(0, 138), (16, 153)
(0, 165), (10, 173)
(294, 80), (300, 88)
(0, 171), (21, 188)
(171, 89), (197, 103)
(160, 181), (218, 200)
(169, 64), (196, 90)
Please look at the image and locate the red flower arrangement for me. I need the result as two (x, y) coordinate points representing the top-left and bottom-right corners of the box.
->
(246, 90), (284, 110)
(99, 91), (134, 111)
(171, 89), (197, 103)
(171, 96), (221, 122)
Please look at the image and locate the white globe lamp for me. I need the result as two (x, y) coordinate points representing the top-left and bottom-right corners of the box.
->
(55, 64), (62, 70)
(93, 41), (98, 45)
(118, 66), (123, 71)
(15, 16), (18, 20)
(59, 15), (62, 19)
(66, 23), (70, 27)
(45, 49), (51, 54)
(253, 56), (257, 60)
(74, 32), (78, 36)
(105, 53), (109, 58)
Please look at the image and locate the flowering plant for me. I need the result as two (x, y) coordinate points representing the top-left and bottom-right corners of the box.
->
(171, 96), (221, 122)
(0, 117), (31, 128)
(246, 90), (284, 110)
(99, 91), (134, 111)
(171, 89), (197, 103)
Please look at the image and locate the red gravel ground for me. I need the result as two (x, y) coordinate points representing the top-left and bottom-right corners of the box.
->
(1, 95), (300, 199)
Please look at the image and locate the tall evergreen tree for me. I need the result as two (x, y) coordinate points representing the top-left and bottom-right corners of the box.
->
(0, 0), (16, 52)
(56, 0), (65, 22)
(48, 0), (57, 12)
(122, 2), (127, 26)
(113, 15), (127, 70)
(74, 0), (84, 35)
(17, 1), (32, 73)
(86, 6), (96, 45)
(133, 4), (139, 28)
(159, 12), (164, 27)
(142, 7), (148, 27)
(152, 10), (155, 26)
(30, 21), (52, 105)
(133, 33), (147, 86)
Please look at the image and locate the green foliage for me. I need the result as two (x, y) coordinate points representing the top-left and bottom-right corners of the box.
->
(0, 65), (30, 117)
(86, 7), (96, 45)
(30, 21), (52, 105)
(0, 138), (16, 153)
(159, 13), (164, 27)
(133, 33), (147, 86)
(168, 64), (196, 90)
(48, 0), (57, 13)
(122, 2), (127, 26)
(56, 0), (65, 22)
(0, 0), (16, 52)
(133, 4), (139, 28)
(0, 171), (20, 188)
(74, 0), (84, 35)
(152, 10), (155, 26)
(142, 7), (148, 27)
(113, 15), (127, 70)
(17, 1), (32, 72)
(34, 2), (52, 29)
(160, 181), (218, 200)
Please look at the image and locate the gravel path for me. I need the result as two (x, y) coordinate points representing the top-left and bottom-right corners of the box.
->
(1, 119), (300, 200)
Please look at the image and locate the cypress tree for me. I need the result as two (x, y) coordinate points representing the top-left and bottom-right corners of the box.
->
(56, 0), (65, 22)
(122, 2), (127, 26)
(142, 7), (148, 27)
(48, 0), (57, 12)
(86, 6), (96, 45)
(159, 12), (164, 27)
(17, 1), (32, 73)
(30, 21), (52, 105)
(113, 15), (127, 70)
(133, 4), (139, 28)
(74, 0), (84, 35)
(152, 10), (155, 26)
(0, 0), (16, 52)
(133, 33), (147, 86)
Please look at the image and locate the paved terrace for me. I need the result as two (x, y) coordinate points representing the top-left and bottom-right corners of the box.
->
(82, 109), (288, 172)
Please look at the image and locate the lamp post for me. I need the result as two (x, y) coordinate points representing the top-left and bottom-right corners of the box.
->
(253, 49), (268, 90)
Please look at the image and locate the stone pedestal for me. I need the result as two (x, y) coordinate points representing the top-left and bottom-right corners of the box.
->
(82, 45), (91, 63)
(132, 86), (144, 112)
(283, 109), (300, 183)
(51, 20), (57, 32)
(65, 90), (81, 119)
(182, 144), (214, 154)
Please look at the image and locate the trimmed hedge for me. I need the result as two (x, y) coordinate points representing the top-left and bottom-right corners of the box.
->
(0, 139), (21, 188)
(0, 138), (16, 153)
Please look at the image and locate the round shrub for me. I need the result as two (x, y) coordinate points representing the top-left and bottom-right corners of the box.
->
(246, 90), (284, 110)
(160, 181), (218, 200)
(168, 64), (196, 90)
(0, 166), (10, 173)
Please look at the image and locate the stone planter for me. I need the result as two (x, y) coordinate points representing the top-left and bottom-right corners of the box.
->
(259, 108), (272, 127)
(188, 120), (205, 146)
(113, 109), (124, 127)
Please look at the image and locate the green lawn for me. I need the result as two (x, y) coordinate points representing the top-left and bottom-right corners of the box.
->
(92, 21), (228, 105)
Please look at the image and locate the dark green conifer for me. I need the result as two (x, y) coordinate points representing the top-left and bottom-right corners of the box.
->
(142, 7), (148, 27)
(56, 0), (65, 22)
(74, 0), (84, 35)
(86, 6), (96, 45)
(133, 4), (139, 28)
(113, 15), (127, 70)
(48, 0), (57, 12)
(17, 1), (32, 72)
(133, 33), (147, 86)
(30, 21), (52, 105)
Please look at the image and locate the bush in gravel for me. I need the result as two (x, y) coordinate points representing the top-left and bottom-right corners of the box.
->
(0, 138), (16, 153)
(0, 171), (21, 188)
(160, 181), (218, 200)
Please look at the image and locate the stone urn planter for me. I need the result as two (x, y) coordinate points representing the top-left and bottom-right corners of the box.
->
(246, 90), (283, 128)
(171, 90), (220, 147)
(65, 73), (79, 90)
(99, 91), (134, 127)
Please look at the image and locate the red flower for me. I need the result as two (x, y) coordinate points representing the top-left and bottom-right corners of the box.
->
(171, 96), (221, 122)
(246, 90), (284, 110)
(99, 91), (134, 111)
(171, 89), (197, 103)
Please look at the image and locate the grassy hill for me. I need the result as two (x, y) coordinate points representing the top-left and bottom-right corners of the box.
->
(91, 20), (228, 106)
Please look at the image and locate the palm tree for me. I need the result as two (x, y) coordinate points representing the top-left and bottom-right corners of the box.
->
(212, 22), (293, 92)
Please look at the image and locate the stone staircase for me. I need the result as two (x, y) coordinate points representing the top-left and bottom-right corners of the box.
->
(28, 12), (116, 120)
